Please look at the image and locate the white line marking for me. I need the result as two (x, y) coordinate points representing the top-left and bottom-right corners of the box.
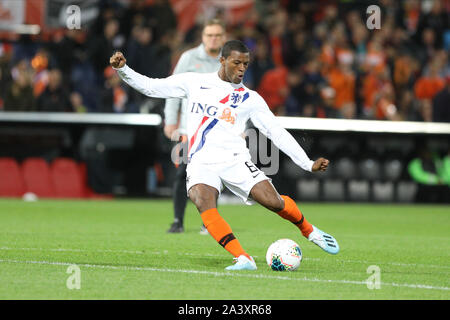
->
(0, 258), (448, 292)
(303, 257), (450, 270)
(1, 246), (449, 270)
(0, 246), (224, 258)
(0, 259), (450, 291)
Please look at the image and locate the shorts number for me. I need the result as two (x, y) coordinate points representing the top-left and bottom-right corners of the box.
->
(244, 161), (258, 173)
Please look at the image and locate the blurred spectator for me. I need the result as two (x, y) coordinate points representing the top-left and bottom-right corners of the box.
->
(393, 53), (420, 92)
(414, 61), (445, 101)
(397, 90), (422, 121)
(362, 66), (399, 120)
(149, 30), (173, 79)
(146, 0), (178, 43)
(126, 25), (157, 77)
(89, 18), (125, 75)
(90, 2), (120, 39)
(3, 70), (35, 111)
(0, 42), (13, 107)
(415, 0), (448, 49)
(244, 37), (275, 89)
(283, 11), (308, 68)
(120, 0), (149, 38)
(316, 86), (338, 118)
(398, 0), (421, 36)
(416, 28), (439, 66)
(351, 23), (369, 67)
(30, 49), (50, 97)
(257, 65), (288, 115)
(283, 30), (308, 68)
(49, 29), (87, 78)
(284, 66), (304, 116)
(413, 58), (446, 121)
(36, 69), (72, 112)
(100, 66), (134, 113)
(296, 57), (328, 117)
(12, 35), (39, 63)
(326, 47), (356, 119)
(363, 39), (387, 75)
(265, 7), (288, 67)
(70, 92), (87, 113)
(432, 75), (450, 122)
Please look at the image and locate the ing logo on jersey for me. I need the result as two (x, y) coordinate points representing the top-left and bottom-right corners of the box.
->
(189, 88), (249, 125)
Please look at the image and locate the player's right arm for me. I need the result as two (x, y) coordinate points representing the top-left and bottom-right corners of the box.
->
(164, 52), (191, 139)
(109, 51), (189, 100)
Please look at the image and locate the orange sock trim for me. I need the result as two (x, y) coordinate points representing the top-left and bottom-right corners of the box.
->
(201, 208), (250, 259)
(278, 195), (313, 238)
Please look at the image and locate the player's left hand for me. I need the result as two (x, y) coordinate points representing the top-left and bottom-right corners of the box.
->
(312, 158), (329, 172)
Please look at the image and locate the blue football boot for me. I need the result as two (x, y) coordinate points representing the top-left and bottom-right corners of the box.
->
(308, 225), (340, 255)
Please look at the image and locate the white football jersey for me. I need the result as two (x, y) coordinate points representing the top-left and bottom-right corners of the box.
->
(115, 65), (314, 171)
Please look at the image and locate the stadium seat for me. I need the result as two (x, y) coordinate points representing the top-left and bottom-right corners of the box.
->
(50, 158), (86, 198)
(396, 181), (418, 203)
(323, 180), (345, 201)
(359, 158), (381, 181)
(0, 157), (26, 197)
(348, 180), (370, 201)
(335, 157), (357, 180)
(296, 179), (320, 201)
(373, 181), (394, 202)
(383, 159), (403, 181)
(21, 158), (56, 198)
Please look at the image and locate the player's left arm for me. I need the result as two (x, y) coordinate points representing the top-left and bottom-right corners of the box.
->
(249, 94), (329, 172)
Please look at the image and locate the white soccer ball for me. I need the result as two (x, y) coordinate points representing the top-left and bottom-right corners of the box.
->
(266, 239), (302, 271)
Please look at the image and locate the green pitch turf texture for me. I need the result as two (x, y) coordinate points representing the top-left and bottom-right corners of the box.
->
(0, 198), (448, 300)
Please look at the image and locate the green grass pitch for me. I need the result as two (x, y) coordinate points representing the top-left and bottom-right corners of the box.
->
(0, 198), (449, 299)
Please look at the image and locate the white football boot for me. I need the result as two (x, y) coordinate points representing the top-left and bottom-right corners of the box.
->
(225, 255), (257, 271)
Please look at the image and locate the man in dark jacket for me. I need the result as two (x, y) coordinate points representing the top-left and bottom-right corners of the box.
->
(36, 69), (72, 112)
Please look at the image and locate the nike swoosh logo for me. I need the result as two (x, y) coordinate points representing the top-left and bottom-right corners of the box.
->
(200, 86), (210, 89)
(252, 172), (260, 178)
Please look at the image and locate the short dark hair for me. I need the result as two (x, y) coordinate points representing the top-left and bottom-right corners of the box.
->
(221, 40), (249, 58)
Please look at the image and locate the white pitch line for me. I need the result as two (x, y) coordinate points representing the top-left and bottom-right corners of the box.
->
(303, 257), (450, 270)
(0, 246), (226, 258)
(1, 246), (449, 270)
(0, 259), (449, 292)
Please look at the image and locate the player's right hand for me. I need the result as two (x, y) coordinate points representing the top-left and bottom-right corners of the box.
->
(312, 157), (329, 172)
(110, 51), (126, 69)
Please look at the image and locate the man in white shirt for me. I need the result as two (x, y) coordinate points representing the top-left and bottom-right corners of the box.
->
(164, 19), (226, 234)
(110, 40), (339, 271)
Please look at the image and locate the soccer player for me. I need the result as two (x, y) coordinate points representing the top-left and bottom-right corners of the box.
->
(110, 40), (339, 271)
(164, 19), (226, 234)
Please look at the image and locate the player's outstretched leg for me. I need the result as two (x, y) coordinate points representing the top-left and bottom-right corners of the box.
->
(250, 180), (339, 255)
(278, 195), (339, 255)
(189, 184), (256, 270)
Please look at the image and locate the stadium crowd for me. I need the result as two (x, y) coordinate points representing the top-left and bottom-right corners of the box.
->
(0, 0), (449, 122)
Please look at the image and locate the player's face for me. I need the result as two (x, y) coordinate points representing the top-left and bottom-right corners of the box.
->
(221, 51), (250, 84)
(202, 25), (226, 54)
